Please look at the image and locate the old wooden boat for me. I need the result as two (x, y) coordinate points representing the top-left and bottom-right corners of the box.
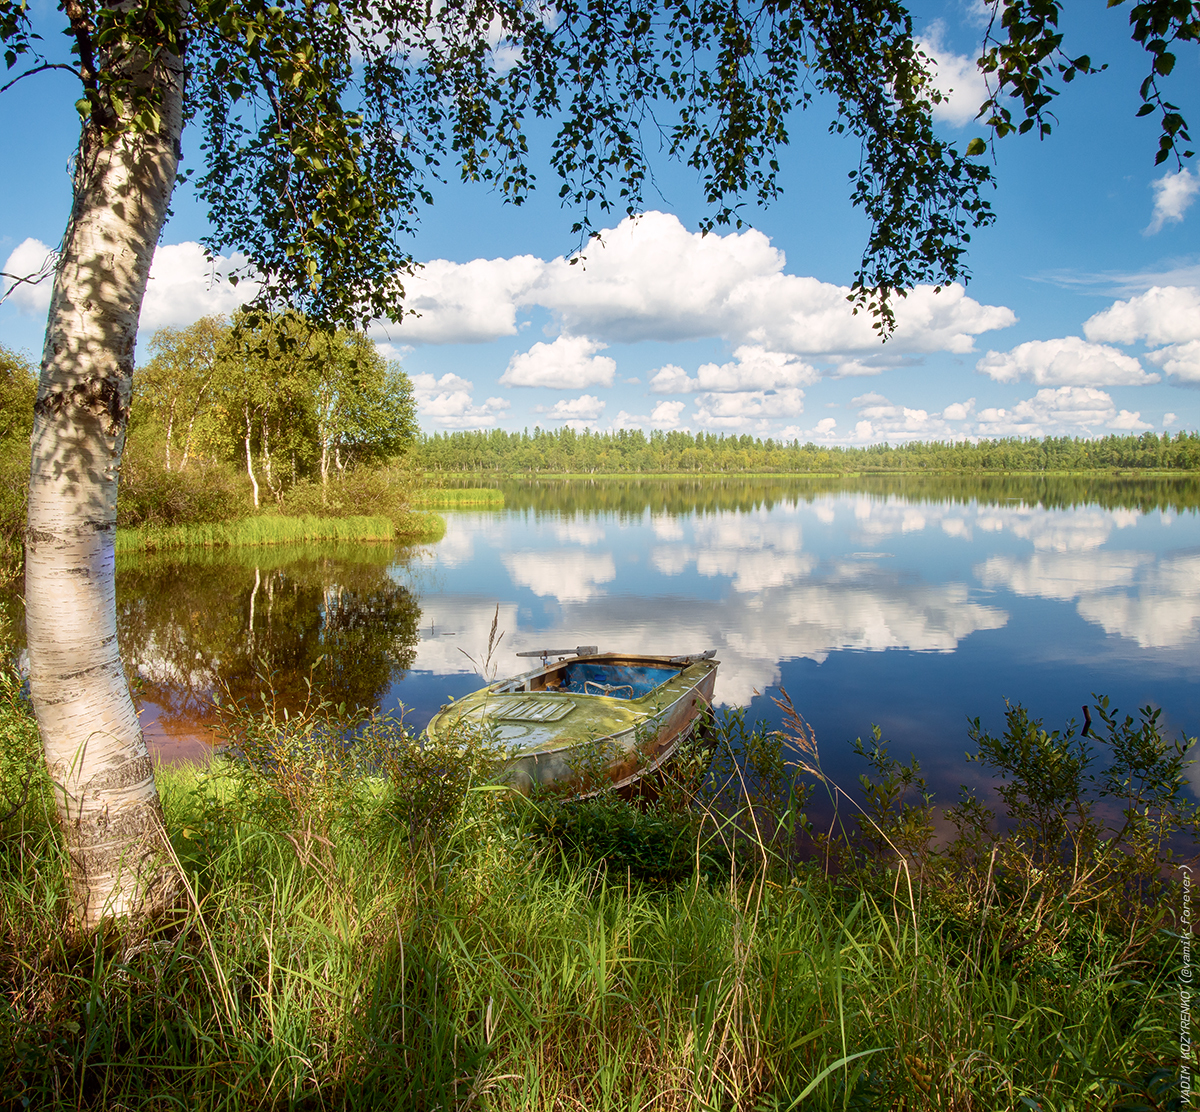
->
(425, 647), (719, 796)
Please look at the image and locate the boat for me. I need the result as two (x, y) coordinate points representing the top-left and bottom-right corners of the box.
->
(425, 647), (719, 797)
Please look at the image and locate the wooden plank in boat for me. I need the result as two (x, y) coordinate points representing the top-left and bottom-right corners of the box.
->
(491, 697), (576, 723)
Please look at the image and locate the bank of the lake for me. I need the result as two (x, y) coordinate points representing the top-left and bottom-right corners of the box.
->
(0, 662), (1191, 1112)
(114, 512), (416, 555)
(112, 488), (503, 555)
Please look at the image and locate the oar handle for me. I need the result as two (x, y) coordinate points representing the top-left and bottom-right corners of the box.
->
(516, 645), (598, 659)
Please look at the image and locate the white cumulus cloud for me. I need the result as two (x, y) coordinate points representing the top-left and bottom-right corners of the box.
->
(976, 336), (1157, 386)
(729, 272), (1014, 355)
(916, 22), (989, 126)
(848, 393), (962, 441)
(650, 345), (819, 393)
(1083, 286), (1200, 346)
(2, 239), (259, 330)
(380, 211), (1015, 357)
(973, 386), (1150, 437)
(140, 244), (260, 330)
(1146, 169), (1199, 235)
(1148, 340), (1200, 382)
(1, 238), (56, 314)
(411, 372), (511, 428)
(500, 335), (616, 389)
(650, 400), (686, 428)
(1081, 286), (1200, 384)
(694, 388), (805, 428)
(537, 213), (784, 343)
(383, 255), (544, 344)
(545, 394), (606, 420)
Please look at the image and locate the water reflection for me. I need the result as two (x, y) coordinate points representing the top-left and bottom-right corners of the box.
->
(116, 543), (421, 758)
(18, 473), (1190, 782)
(486, 472), (1200, 518)
(980, 548), (1200, 649)
(409, 510), (1010, 707)
(502, 550), (617, 601)
(399, 478), (1199, 788)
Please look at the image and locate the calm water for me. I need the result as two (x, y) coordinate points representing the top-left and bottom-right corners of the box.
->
(101, 476), (1200, 799)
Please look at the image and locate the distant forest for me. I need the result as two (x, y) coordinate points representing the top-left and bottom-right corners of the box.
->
(417, 427), (1200, 474)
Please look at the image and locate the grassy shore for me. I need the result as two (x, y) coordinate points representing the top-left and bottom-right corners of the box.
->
(1, 677), (1192, 1111)
(412, 487), (505, 508)
(115, 511), (446, 555)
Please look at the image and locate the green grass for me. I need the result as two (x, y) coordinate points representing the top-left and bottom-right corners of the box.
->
(411, 487), (505, 508)
(1, 680), (1188, 1111)
(114, 513), (431, 554)
(0, 768), (1176, 1111)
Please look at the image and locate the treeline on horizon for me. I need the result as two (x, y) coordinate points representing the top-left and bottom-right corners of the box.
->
(416, 425), (1200, 474)
(486, 472), (1200, 518)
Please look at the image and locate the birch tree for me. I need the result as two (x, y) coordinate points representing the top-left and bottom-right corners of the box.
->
(2, 0), (1194, 926)
(138, 316), (228, 473)
(309, 333), (416, 493)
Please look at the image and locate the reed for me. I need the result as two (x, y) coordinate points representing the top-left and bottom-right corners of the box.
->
(411, 487), (505, 508)
(115, 513), (398, 554)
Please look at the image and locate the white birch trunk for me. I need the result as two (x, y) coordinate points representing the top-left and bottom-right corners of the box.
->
(261, 416), (281, 502)
(164, 396), (176, 471)
(25, 28), (184, 927)
(244, 404), (260, 508)
(178, 372), (213, 473)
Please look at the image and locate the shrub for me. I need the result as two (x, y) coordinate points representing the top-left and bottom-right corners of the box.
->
(208, 674), (507, 851)
(279, 462), (419, 524)
(0, 348), (36, 580)
(117, 433), (248, 528)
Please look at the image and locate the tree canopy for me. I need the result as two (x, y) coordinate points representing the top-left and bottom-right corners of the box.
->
(135, 314), (418, 505)
(0, 0), (997, 328)
(3, 1), (1193, 332)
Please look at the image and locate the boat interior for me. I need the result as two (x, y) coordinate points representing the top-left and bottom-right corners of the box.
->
(496, 659), (682, 701)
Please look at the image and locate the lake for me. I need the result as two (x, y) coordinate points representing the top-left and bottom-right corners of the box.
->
(101, 474), (1200, 801)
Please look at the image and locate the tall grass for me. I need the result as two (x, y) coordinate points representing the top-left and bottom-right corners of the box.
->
(412, 487), (505, 509)
(115, 513), (399, 554)
(0, 666), (1191, 1110)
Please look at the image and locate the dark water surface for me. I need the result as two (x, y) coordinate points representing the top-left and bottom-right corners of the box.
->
(26, 474), (1200, 801)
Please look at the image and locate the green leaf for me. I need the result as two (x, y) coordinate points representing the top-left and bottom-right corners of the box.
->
(966, 138), (988, 156)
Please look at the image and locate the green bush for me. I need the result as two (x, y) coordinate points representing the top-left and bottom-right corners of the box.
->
(279, 463), (418, 523)
(117, 430), (248, 528)
(0, 348), (35, 580)
(526, 794), (723, 885)
(208, 677), (508, 850)
(0, 627), (48, 841)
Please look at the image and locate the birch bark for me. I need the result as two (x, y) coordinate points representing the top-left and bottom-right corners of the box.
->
(244, 403), (260, 508)
(25, 21), (184, 928)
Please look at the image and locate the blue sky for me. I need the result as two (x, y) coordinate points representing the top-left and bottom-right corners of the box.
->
(2, 0), (1198, 443)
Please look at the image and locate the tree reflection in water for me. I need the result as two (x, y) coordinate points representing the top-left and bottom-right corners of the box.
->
(115, 542), (421, 756)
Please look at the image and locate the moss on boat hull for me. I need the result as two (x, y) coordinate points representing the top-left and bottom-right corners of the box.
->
(426, 652), (719, 796)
